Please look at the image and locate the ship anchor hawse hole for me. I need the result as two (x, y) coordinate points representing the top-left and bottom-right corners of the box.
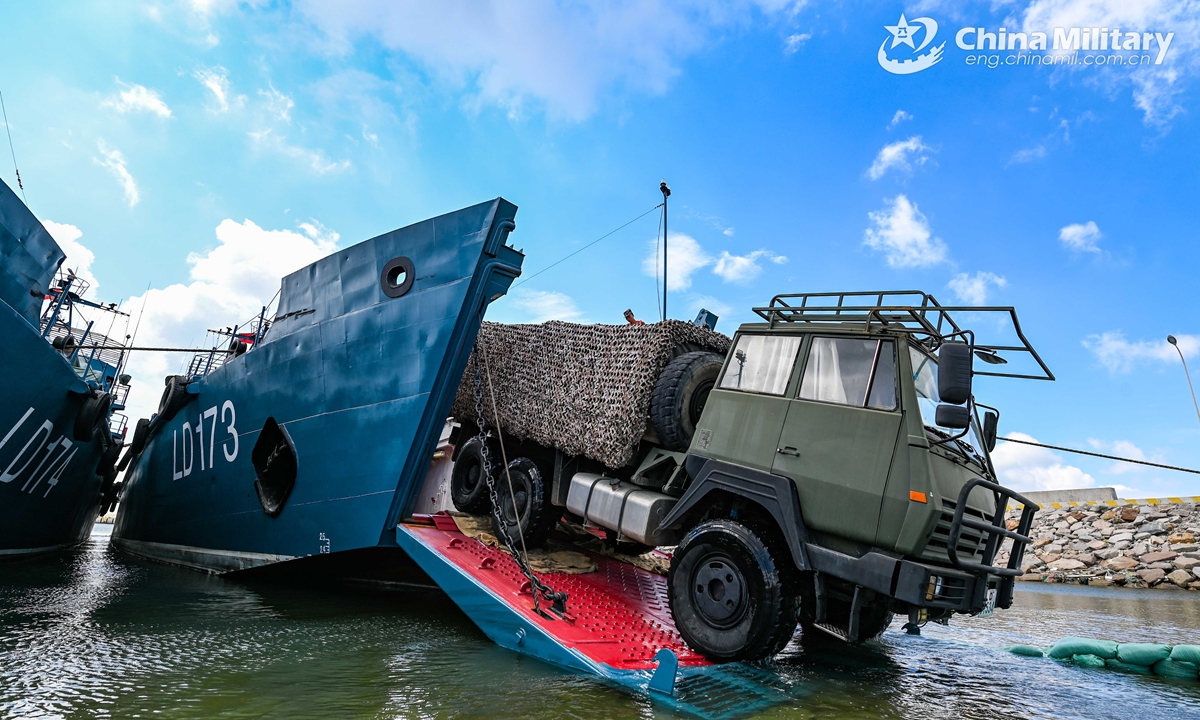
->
(381, 256), (415, 298)
(252, 417), (298, 517)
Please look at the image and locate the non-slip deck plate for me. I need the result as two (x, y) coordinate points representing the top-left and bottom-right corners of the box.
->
(402, 524), (708, 671)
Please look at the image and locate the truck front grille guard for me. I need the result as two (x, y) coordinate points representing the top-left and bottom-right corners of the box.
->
(945, 478), (1036, 581)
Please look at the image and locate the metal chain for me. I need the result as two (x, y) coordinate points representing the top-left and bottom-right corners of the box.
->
(471, 341), (568, 617)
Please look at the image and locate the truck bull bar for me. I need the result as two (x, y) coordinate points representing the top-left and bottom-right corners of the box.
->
(946, 478), (1037, 610)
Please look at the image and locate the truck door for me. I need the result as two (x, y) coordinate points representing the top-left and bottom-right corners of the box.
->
(771, 336), (902, 545)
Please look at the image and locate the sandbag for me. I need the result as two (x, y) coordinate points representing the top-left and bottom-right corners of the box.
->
(1152, 658), (1199, 681)
(1047, 637), (1118, 660)
(1105, 659), (1153, 675)
(1116, 643), (1172, 667)
(1170, 645), (1200, 665)
(1070, 654), (1106, 669)
(1007, 645), (1044, 657)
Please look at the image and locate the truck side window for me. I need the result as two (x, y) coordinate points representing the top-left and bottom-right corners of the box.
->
(799, 337), (897, 410)
(717, 334), (802, 395)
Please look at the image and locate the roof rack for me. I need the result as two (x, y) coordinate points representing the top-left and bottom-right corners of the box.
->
(752, 291), (1053, 381)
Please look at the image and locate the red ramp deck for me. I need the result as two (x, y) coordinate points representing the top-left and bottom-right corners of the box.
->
(395, 520), (795, 718)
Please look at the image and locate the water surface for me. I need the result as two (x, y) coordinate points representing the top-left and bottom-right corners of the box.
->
(2, 525), (1198, 719)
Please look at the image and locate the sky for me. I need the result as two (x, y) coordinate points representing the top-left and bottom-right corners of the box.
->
(3, 0), (1199, 498)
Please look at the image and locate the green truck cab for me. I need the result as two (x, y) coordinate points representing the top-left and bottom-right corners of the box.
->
(655, 291), (1053, 660)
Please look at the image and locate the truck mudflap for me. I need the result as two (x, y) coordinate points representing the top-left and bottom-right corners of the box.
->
(394, 520), (799, 719)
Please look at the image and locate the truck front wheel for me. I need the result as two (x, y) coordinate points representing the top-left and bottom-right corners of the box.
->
(668, 519), (798, 662)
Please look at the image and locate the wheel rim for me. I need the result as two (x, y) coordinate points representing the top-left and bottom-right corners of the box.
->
(464, 462), (481, 494)
(688, 379), (715, 426)
(690, 553), (747, 628)
(497, 470), (530, 525)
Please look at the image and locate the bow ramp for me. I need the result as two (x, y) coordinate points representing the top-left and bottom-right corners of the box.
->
(396, 518), (799, 719)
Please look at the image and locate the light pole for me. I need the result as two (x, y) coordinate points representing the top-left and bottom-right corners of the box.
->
(1168, 335), (1200, 427)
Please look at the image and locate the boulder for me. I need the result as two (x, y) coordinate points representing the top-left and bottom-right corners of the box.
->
(1077, 553), (1097, 566)
(1049, 558), (1087, 571)
(1071, 541), (1092, 552)
(1109, 532), (1134, 544)
(1147, 562), (1175, 571)
(1130, 543), (1149, 557)
(1109, 540), (1131, 552)
(1095, 548), (1121, 561)
(1087, 540), (1108, 551)
(1173, 544), (1199, 553)
(1140, 521), (1170, 536)
(1040, 553), (1062, 564)
(1101, 509), (1118, 521)
(1120, 506), (1140, 522)
(1136, 568), (1166, 584)
(1167, 569), (1194, 587)
(1140, 550), (1178, 564)
(1019, 572), (1044, 582)
(1033, 537), (1053, 548)
(1173, 557), (1200, 571)
(1105, 556), (1140, 571)
(1006, 518), (1020, 531)
(1168, 532), (1196, 544)
(1194, 567), (1200, 580)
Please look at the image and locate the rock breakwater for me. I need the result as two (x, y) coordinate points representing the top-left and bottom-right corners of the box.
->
(997, 501), (1200, 589)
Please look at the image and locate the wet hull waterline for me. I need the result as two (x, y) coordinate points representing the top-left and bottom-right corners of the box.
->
(1, 524), (1197, 720)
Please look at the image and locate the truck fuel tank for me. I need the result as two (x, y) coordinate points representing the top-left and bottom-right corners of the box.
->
(566, 473), (679, 546)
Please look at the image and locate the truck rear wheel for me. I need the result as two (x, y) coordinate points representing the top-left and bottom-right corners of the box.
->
(450, 436), (494, 515)
(651, 351), (724, 451)
(491, 456), (556, 549)
(668, 519), (798, 662)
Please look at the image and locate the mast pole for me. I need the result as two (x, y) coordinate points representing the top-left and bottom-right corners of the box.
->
(660, 180), (670, 321)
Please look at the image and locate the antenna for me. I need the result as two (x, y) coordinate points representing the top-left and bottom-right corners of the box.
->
(659, 180), (670, 321)
(0, 91), (26, 204)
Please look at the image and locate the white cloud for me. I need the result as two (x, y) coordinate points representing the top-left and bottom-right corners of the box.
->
(1087, 438), (1155, 475)
(120, 219), (340, 422)
(712, 249), (787, 284)
(642, 233), (712, 292)
(889, 109), (912, 127)
(1008, 145), (1046, 165)
(947, 271), (1007, 305)
(784, 32), (811, 54)
(94, 141), (140, 207)
(102, 79), (172, 118)
(1082, 331), (1199, 372)
(493, 288), (586, 324)
(42, 221), (98, 292)
(1020, 1), (1200, 127)
(248, 129), (351, 174)
(283, 1), (807, 121)
(867, 136), (931, 180)
(863, 195), (947, 268)
(1059, 220), (1102, 253)
(194, 66), (242, 112)
(258, 85), (295, 122)
(992, 432), (1096, 492)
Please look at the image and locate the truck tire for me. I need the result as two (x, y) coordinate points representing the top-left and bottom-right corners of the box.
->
(451, 435), (494, 515)
(797, 574), (894, 643)
(73, 392), (112, 442)
(116, 418), (151, 472)
(668, 519), (798, 662)
(96, 442), (123, 475)
(491, 456), (555, 549)
(651, 351), (723, 451)
(157, 375), (190, 423)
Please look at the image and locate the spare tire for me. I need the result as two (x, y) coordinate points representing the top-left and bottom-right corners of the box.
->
(157, 375), (191, 423)
(450, 435), (495, 515)
(650, 351), (724, 451)
(73, 392), (112, 442)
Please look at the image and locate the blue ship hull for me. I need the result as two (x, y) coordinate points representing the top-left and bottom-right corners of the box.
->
(0, 180), (109, 557)
(113, 198), (522, 572)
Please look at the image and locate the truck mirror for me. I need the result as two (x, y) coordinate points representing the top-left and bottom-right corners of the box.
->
(935, 404), (971, 429)
(982, 411), (998, 451)
(938, 343), (973, 405)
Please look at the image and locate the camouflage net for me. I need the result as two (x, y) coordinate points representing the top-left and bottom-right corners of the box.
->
(451, 320), (730, 469)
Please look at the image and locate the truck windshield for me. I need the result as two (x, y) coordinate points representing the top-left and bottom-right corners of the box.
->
(908, 346), (985, 461)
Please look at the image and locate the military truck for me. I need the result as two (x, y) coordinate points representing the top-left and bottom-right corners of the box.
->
(450, 291), (1052, 662)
